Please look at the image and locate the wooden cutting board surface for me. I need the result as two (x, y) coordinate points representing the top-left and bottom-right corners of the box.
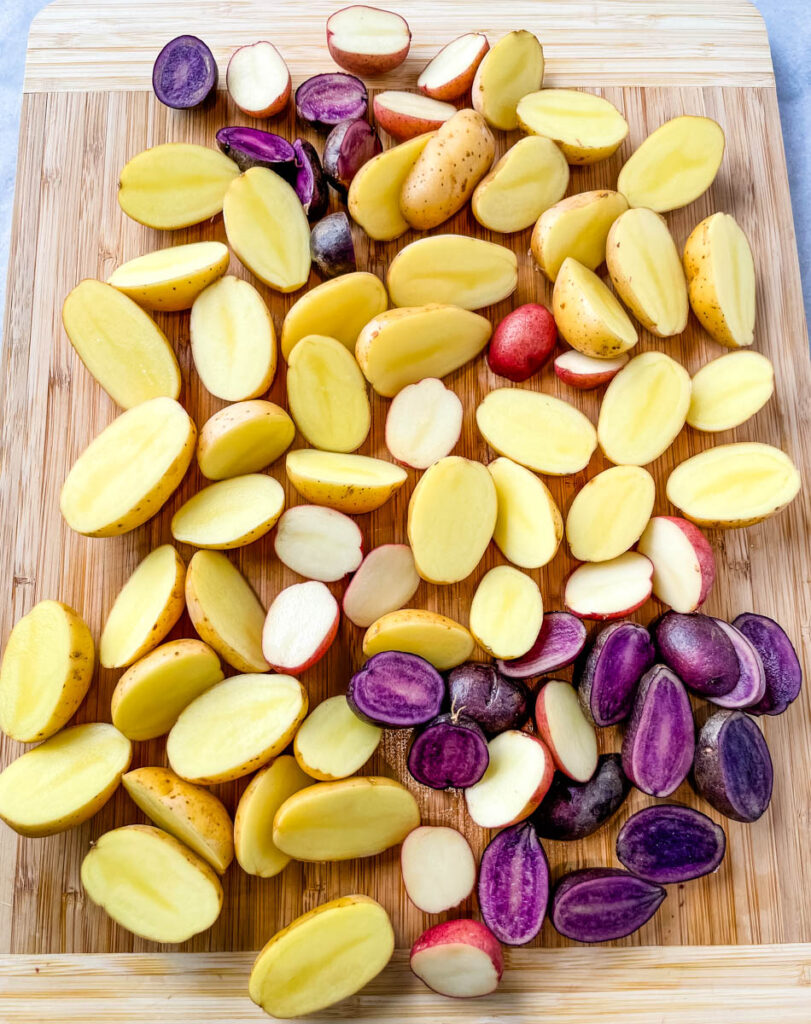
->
(1, 0), (810, 1018)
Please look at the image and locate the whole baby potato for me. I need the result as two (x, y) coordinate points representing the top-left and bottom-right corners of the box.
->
(487, 303), (557, 382)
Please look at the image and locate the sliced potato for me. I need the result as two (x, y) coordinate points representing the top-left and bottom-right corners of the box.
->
(294, 696), (382, 781)
(687, 351), (774, 432)
(487, 456), (562, 569)
(60, 397), (196, 537)
(235, 756), (312, 878)
(517, 89), (629, 164)
(566, 465), (655, 562)
(281, 272), (388, 360)
(348, 133), (434, 241)
(171, 474), (285, 550)
(108, 241), (230, 311)
(0, 723), (131, 836)
(285, 449), (407, 514)
(531, 190), (628, 282)
(362, 609), (474, 670)
(472, 135), (569, 233)
(197, 401), (295, 480)
(552, 257), (638, 359)
(469, 565), (543, 659)
(472, 30), (544, 130)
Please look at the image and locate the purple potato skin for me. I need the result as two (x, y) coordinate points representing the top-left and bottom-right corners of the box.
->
(347, 651), (444, 728)
(292, 139), (329, 220)
(407, 713), (489, 789)
(692, 710), (773, 822)
(532, 754), (631, 841)
(322, 119), (382, 196)
(551, 868), (666, 943)
(152, 35), (217, 109)
(578, 621), (655, 727)
(616, 804), (726, 883)
(497, 612), (587, 679)
(478, 822), (549, 945)
(295, 73), (368, 131)
(732, 613), (803, 716)
(622, 665), (695, 798)
(215, 127), (297, 181)
(447, 662), (529, 734)
(655, 612), (739, 698)
(708, 619), (766, 709)
(310, 213), (356, 278)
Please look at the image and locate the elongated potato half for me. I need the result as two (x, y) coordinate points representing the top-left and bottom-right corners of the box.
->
(287, 334), (370, 452)
(566, 465), (655, 562)
(62, 280), (181, 409)
(488, 456), (562, 569)
(362, 609), (474, 670)
(0, 723), (131, 836)
(111, 639), (224, 741)
(285, 449), (407, 514)
(118, 143), (239, 230)
(348, 133), (435, 241)
(281, 273), (388, 360)
(294, 696), (382, 781)
(472, 135), (569, 233)
(197, 401), (295, 480)
(60, 397), (196, 537)
(666, 443), (801, 528)
(683, 212), (756, 348)
(81, 825), (223, 943)
(235, 756), (312, 877)
(472, 30), (544, 130)
(469, 565), (543, 659)
(356, 304), (492, 397)
(108, 241), (230, 312)
(477, 387), (598, 475)
(618, 115), (725, 212)
(249, 895), (394, 1018)
(100, 544), (186, 669)
(224, 167), (311, 292)
(688, 351), (774, 432)
(185, 550), (269, 673)
(190, 275), (276, 402)
(123, 767), (234, 874)
(517, 88), (629, 164)
(598, 350), (692, 466)
(606, 208), (688, 337)
(531, 190), (629, 282)
(171, 474), (285, 550)
(0, 600), (94, 742)
(553, 257), (638, 359)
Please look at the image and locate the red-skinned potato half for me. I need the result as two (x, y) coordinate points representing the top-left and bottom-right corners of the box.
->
(418, 33), (490, 100)
(373, 92), (456, 142)
(565, 552), (654, 620)
(410, 919), (503, 998)
(637, 515), (716, 613)
(487, 303), (557, 382)
(227, 42), (291, 118)
(554, 350), (629, 390)
(262, 581), (339, 674)
(326, 5), (411, 75)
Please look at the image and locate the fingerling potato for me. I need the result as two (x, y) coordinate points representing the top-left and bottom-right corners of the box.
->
(348, 133), (434, 240)
(108, 241), (230, 311)
(235, 756), (312, 877)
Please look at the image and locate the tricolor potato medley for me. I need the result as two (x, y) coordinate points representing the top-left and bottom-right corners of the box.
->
(0, 4), (805, 1019)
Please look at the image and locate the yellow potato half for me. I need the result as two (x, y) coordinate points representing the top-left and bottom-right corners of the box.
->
(197, 401), (295, 480)
(487, 457), (563, 569)
(552, 258), (638, 359)
(171, 474), (285, 550)
(531, 190), (628, 282)
(472, 31), (544, 130)
(348, 133), (435, 241)
(517, 88), (629, 164)
(469, 565), (543, 660)
(294, 696), (382, 781)
(285, 449), (407, 514)
(362, 609), (474, 670)
(566, 465), (656, 562)
(472, 135), (569, 234)
(108, 241), (230, 312)
(234, 756), (312, 877)
(687, 351), (774, 432)
(281, 272), (388, 360)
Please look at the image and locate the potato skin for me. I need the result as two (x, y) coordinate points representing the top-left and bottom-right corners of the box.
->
(552, 259), (637, 359)
(531, 190), (628, 282)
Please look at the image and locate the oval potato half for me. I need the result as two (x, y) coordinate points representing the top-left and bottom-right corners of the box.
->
(281, 272), (388, 360)
(472, 135), (569, 233)
(517, 88), (629, 164)
(362, 608), (474, 670)
(531, 189), (629, 282)
(197, 401), (295, 480)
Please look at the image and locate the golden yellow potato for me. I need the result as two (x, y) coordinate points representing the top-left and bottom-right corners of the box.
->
(472, 135), (569, 233)
(552, 257), (638, 359)
(348, 133), (434, 241)
(294, 696), (382, 781)
(517, 88), (629, 164)
(281, 272), (388, 360)
(362, 609), (474, 670)
(234, 756), (312, 878)
(107, 241), (230, 311)
(472, 30), (544, 130)
(687, 351), (774, 432)
(197, 401), (295, 480)
(469, 565), (543, 659)
(531, 190), (629, 282)
(566, 465), (656, 562)
(285, 449), (407, 514)
(487, 457), (562, 569)
(171, 474), (285, 550)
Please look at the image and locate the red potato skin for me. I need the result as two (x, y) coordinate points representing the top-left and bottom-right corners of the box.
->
(554, 355), (625, 390)
(264, 608), (340, 675)
(326, 6), (411, 76)
(505, 732), (556, 824)
(227, 45), (292, 119)
(653, 516), (716, 609)
(534, 686), (589, 781)
(487, 304), (557, 382)
(411, 918), (504, 988)
(418, 35), (490, 100)
(563, 563), (654, 621)
(372, 96), (451, 142)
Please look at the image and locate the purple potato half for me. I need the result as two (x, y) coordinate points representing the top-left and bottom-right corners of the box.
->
(323, 119), (382, 196)
(292, 139), (329, 220)
(478, 822), (549, 945)
(692, 709), (773, 822)
(152, 35), (217, 109)
(215, 127), (297, 181)
(497, 612), (587, 679)
(708, 619), (766, 709)
(655, 612), (739, 698)
(407, 713), (489, 789)
(578, 620), (655, 727)
(732, 613), (803, 716)
(532, 754), (631, 841)
(295, 73), (368, 131)
(616, 804), (726, 883)
(347, 650), (444, 728)
(447, 662), (529, 734)
(551, 867), (666, 942)
(310, 212), (356, 278)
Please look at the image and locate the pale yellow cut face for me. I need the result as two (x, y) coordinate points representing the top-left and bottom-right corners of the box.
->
(170, 474), (285, 550)
(472, 30), (544, 130)
(565, 465), (656, 562)
(281, 272), (389, 360)
(469, 565), (543, 659)
(348, 133), (434, 241)
(687, 351), (774, 432)
(294, 696), (382, 781)
(531, 190), (629, 282)
(552, 257), (638, 358)
(234, 756), (312, 878)
(472, 135), (569, 233)
(285, 449), (407, 514)
(108, 241), (230, 312)
(487, 457), (563, 569)
(516, 88), (629, 164)
(197, 401), (295, 480)
(362, 609), (474, 670)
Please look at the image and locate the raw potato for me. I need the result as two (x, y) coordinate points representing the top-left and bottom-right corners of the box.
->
(171, 474), (285, 549)
(488, 456), (563, 569)
(618, 116), (725, 212)
(598, 351), (692, 465)
(348, 133), (434, 241)
(118, 143), (239, 229)
(472, 135), (569, 233)
(385, 378), (463, 469)
(469, 566), (544, 659)
(0, 723), (131, 836)
(342, 544), (421, 627)
(285, 449), (407, 513)
(197, 401), (295, 480)
(566, 465), (655, 562)
(62, 280), (181, 408)
(235, 755), (312, 877)
(666, 443), (801, 528)
(606, 208), (688, 337)
(294, 695), (382, 780)
(373, 91), (455, 140)
(683, 213), (756, 348)
(108, 241), (230, 311)
(362, 609), (474, 670)
(356, 304), (492, 396)
(60, 397), (196, 537)
(418, 32), (489, 100)
(552, 258), (638, 359)
(81, 825), (223, 943)
(517, 89), (629, 164)
(476, 387), (597, 475)
(687, 351), (774, 431)
(281, 273), (388, 359)
(472, 30), (544, 130)
(287, 334), (370, 452)
(249, 895), (394, 1019)
(531, 190), (628, 282)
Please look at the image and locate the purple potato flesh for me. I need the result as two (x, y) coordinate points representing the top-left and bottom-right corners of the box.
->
(447, 662), (529, 734)
(533, 754), (631, 841)
(407, 713), (489, 789)
(215, 127), (297, 181)
(578, 620), (655, 727)
(323, 119), (382, 196)
(478, 822), (549, 945)
(295, 73), (368, 131)
(292, 139), (329, 220)
(708, 619), (766, 709)
(732, 613), (803, 716)
(152, 35), (217, 109)
(551, 867), (666, 942)
(655, 612), (739, 697)
(347, 651), (444, 728)
(616, 804), (726, 883)
(310, 212), (356, 278)
(497, 612), (587, 679)
(693, 710), (773, 822)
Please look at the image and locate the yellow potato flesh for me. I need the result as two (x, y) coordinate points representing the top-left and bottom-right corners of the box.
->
(688, 351), (774, 432)
(362, 609), (474, 670)
(285, 449), (407, 514)
(472, 135), (569, 233)
(294, 696), (382, 781)
(0, 723), (131, 836)
(531, 190), (628, 281)
(273, 777), (419, 861)
(348, 133), (434, 241)
(60, 397), (196, 537)
(598, 351), (692, 466)
(235, 756), (312, 877)
(287, 334), (370, 452)
(517, 88), (629, 164)
(223, 167), (311, 292)
(197, 401), (295, 480)
(171, 474), (285, 550)
(469, 565), (543, 659)
(118, 143), (239, 230)
(552, 257), (638, 358)
(407, 456), (497, 583)
(81, 825), (222, 943)
(249, 895), (394, 1018)
(566, 465), (656, 562)
(472, 30), (544, 130)
(488, 457), (562, 569)
(281, 272), (388, 360)
(476, 387), (597, 475)
(107, 241), (230, 311)
(0, 600), (94, 742)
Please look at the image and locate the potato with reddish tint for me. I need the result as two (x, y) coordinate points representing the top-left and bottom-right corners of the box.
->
(418, 33), (489, 100)
(327, 5), (411, 74)
(487, 303), (557, 382)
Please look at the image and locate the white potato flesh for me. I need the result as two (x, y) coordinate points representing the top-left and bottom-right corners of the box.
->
(342, 545), (421, 628)
(274, 504), (363, 582)
(294, 696), (382, 780)
(400, 826), (476, 914)
(385, 377), (463, 469)
(465, 730), (549, 828)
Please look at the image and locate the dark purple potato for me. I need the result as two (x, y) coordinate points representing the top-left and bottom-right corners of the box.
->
(295, 73), (368, 131)
(407, 713), (489, 789)
(310, 213), (356, 278)
(708, 619), (766, 709)
(323, 119), (382, 196)
(616, 804), (726, 884)
(478, 822), (549, 945)
(655, 612), (739, 698)
(215, 127), (297, 181)
(347, 651), (444, 728)
(447, 662), (529, 734)
(622, 664), (694, 798)
(152, 35), (218, 109)
(732, 613), (803, 716)
(551, 868), (666, 943)
(693, 710), (773, 822)
(533, 754), (631, 841)
(577, 620), (655, 727)
(497, 612), (586, 679)
(292, 139), (329, 220)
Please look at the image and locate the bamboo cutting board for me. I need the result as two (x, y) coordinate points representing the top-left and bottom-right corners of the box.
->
(1, 0), (810, 1019)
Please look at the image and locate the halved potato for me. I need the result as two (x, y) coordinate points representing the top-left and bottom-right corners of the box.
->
(472, 135), (569, 233)
(281, 273), (388, 360)
(362, 609), (474, 670)
(517, 89), (629, 164)
(60, 397), (196, 537)
(294, 696), (382, 781)
(108, 242), (230, 311)
(531, 190), (628, 282)
(197, 401), (295, 480)
(552, 258), (638, 359)
(487, 456), (562, 568)
(472, 30), (544, 130)
(469, 565), (543, 659)
(566, 465), (655, 562)
(348, 133), (434, 241)
(171, 474), (285, 549)
(598, 351), (692, 465)
(666, 443), (800, 528)
(687, 351), (774, 432)
(234, 755), (312, 877)
(0, 600), (94, 743)
(285, 449), (407, 514)
(0, 722), (131, 836)
(476, 387), (597, 475)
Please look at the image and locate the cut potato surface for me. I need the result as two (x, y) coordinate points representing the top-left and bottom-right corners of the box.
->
(517, 89), (629, 164)
(374, 91), (455, 139)
(327, 6), (411, 75)
(235, 755), (312, 877)
(566, 465), (655, 562)
(294, 695), (382, 781)
(472, 30), (544, 130)
(469, 565), (543, 659)
(401, 826), (476, 914)
(167, 673), (307, 784)
(552, 258), (638, 359)
(342, 544), (421, 628)
(488, 457), (563, 569)
(362, 609), (474, 670)
(688, 351), (774, 432)
(472, 135), (569, 233)
(274, 504), (363, 583)
(60, 397), (196, 537)
(666, 443), (801, 528)
(262, 581), (339, 676)
(476, 387), (597, 475)
(281, 272), (388, 359)
(108, 241), (230, 311)
(0, 600), (93, 743)
(418, 32), (489, 100)
(385, 377), (463, 469)
(531, 190), (629, 282)
(348, 134), (434, 240)
(465, 730), (551, 828)
(285, 449), (407, 514)
(564, 552), (653, 619)
(197, 401), (295, 480)
(62, 279), (181, 409)
(171, 474), (285, 550)
(81, 825), (222, 943)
